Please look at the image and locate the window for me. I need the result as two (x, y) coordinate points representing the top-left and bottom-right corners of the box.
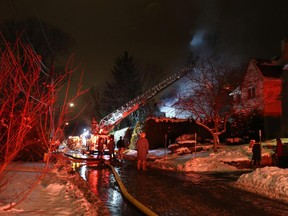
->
(248, 86), (256, 100)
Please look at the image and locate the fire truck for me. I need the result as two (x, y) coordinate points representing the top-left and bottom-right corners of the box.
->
(88, 66), (191, 152)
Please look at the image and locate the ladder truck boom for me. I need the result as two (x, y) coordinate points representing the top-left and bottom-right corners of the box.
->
(94, 66), (191, 135)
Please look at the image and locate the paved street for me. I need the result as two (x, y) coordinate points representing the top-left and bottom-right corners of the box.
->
(76, 159), (288, 216)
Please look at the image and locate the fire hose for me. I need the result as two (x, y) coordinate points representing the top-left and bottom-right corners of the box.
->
(107, 163), (158, 216)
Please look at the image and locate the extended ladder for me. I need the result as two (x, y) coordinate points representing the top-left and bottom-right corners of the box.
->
(97, 66), (191, 134)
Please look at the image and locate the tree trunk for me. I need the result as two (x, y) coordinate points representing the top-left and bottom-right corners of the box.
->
(212, 134), (220, 152)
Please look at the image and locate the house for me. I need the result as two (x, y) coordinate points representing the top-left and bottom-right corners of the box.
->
(231, 39), (288, 139)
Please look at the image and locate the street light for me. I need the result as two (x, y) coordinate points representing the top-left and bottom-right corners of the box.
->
(69, 103), (75, 108)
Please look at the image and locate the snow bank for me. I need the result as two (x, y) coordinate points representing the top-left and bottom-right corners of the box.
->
(235, 166), (288, 203)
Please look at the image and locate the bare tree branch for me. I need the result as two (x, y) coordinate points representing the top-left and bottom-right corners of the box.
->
(174, 56), (240, 151)
(0, 34), (87, 209)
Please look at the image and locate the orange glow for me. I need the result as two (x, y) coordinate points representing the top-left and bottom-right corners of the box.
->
(87, 169), (110, 197)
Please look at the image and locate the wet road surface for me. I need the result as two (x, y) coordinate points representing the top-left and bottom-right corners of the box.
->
(77, 160), (288, 216)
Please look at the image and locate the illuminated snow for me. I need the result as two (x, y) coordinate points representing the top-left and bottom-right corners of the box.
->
(1, 140), (288, 215)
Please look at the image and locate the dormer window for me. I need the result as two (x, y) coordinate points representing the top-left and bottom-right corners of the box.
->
(248, 86), (256, 100)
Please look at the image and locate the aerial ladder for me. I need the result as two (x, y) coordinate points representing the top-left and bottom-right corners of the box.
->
(91, 66), (191, 136)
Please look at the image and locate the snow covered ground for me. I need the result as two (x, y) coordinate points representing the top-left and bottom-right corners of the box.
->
(1, 139), (288, 215)
(0, 159), (107, 215)
(126, 140), (288, 203)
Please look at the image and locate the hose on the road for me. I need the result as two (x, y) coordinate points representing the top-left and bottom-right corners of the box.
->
(107, 163), (158, 216)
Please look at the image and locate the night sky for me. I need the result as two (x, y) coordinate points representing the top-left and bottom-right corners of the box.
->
(1, 0), (288, 90)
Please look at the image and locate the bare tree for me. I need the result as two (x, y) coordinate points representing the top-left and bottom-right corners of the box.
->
(174, 56), (240, 151)
(0, 34), (87, 209)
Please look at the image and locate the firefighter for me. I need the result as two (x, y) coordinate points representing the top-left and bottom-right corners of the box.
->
(117, 136), (125, 162)
(107, 135), (115, 161)
(136, 132), (149, 171)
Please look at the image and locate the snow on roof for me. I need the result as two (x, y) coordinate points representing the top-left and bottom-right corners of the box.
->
(146, 117), (191, 123)
(229, 86), (241, 96)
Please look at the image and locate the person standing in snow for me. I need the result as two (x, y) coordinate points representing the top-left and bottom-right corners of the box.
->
(107, 135), (115, 161)
(136, 132), (149, 171)
(117, 136), (125, 162)
(97, 137), (104, 159)
(275, 137), (284, 167)
(251, 141), (261, 166)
